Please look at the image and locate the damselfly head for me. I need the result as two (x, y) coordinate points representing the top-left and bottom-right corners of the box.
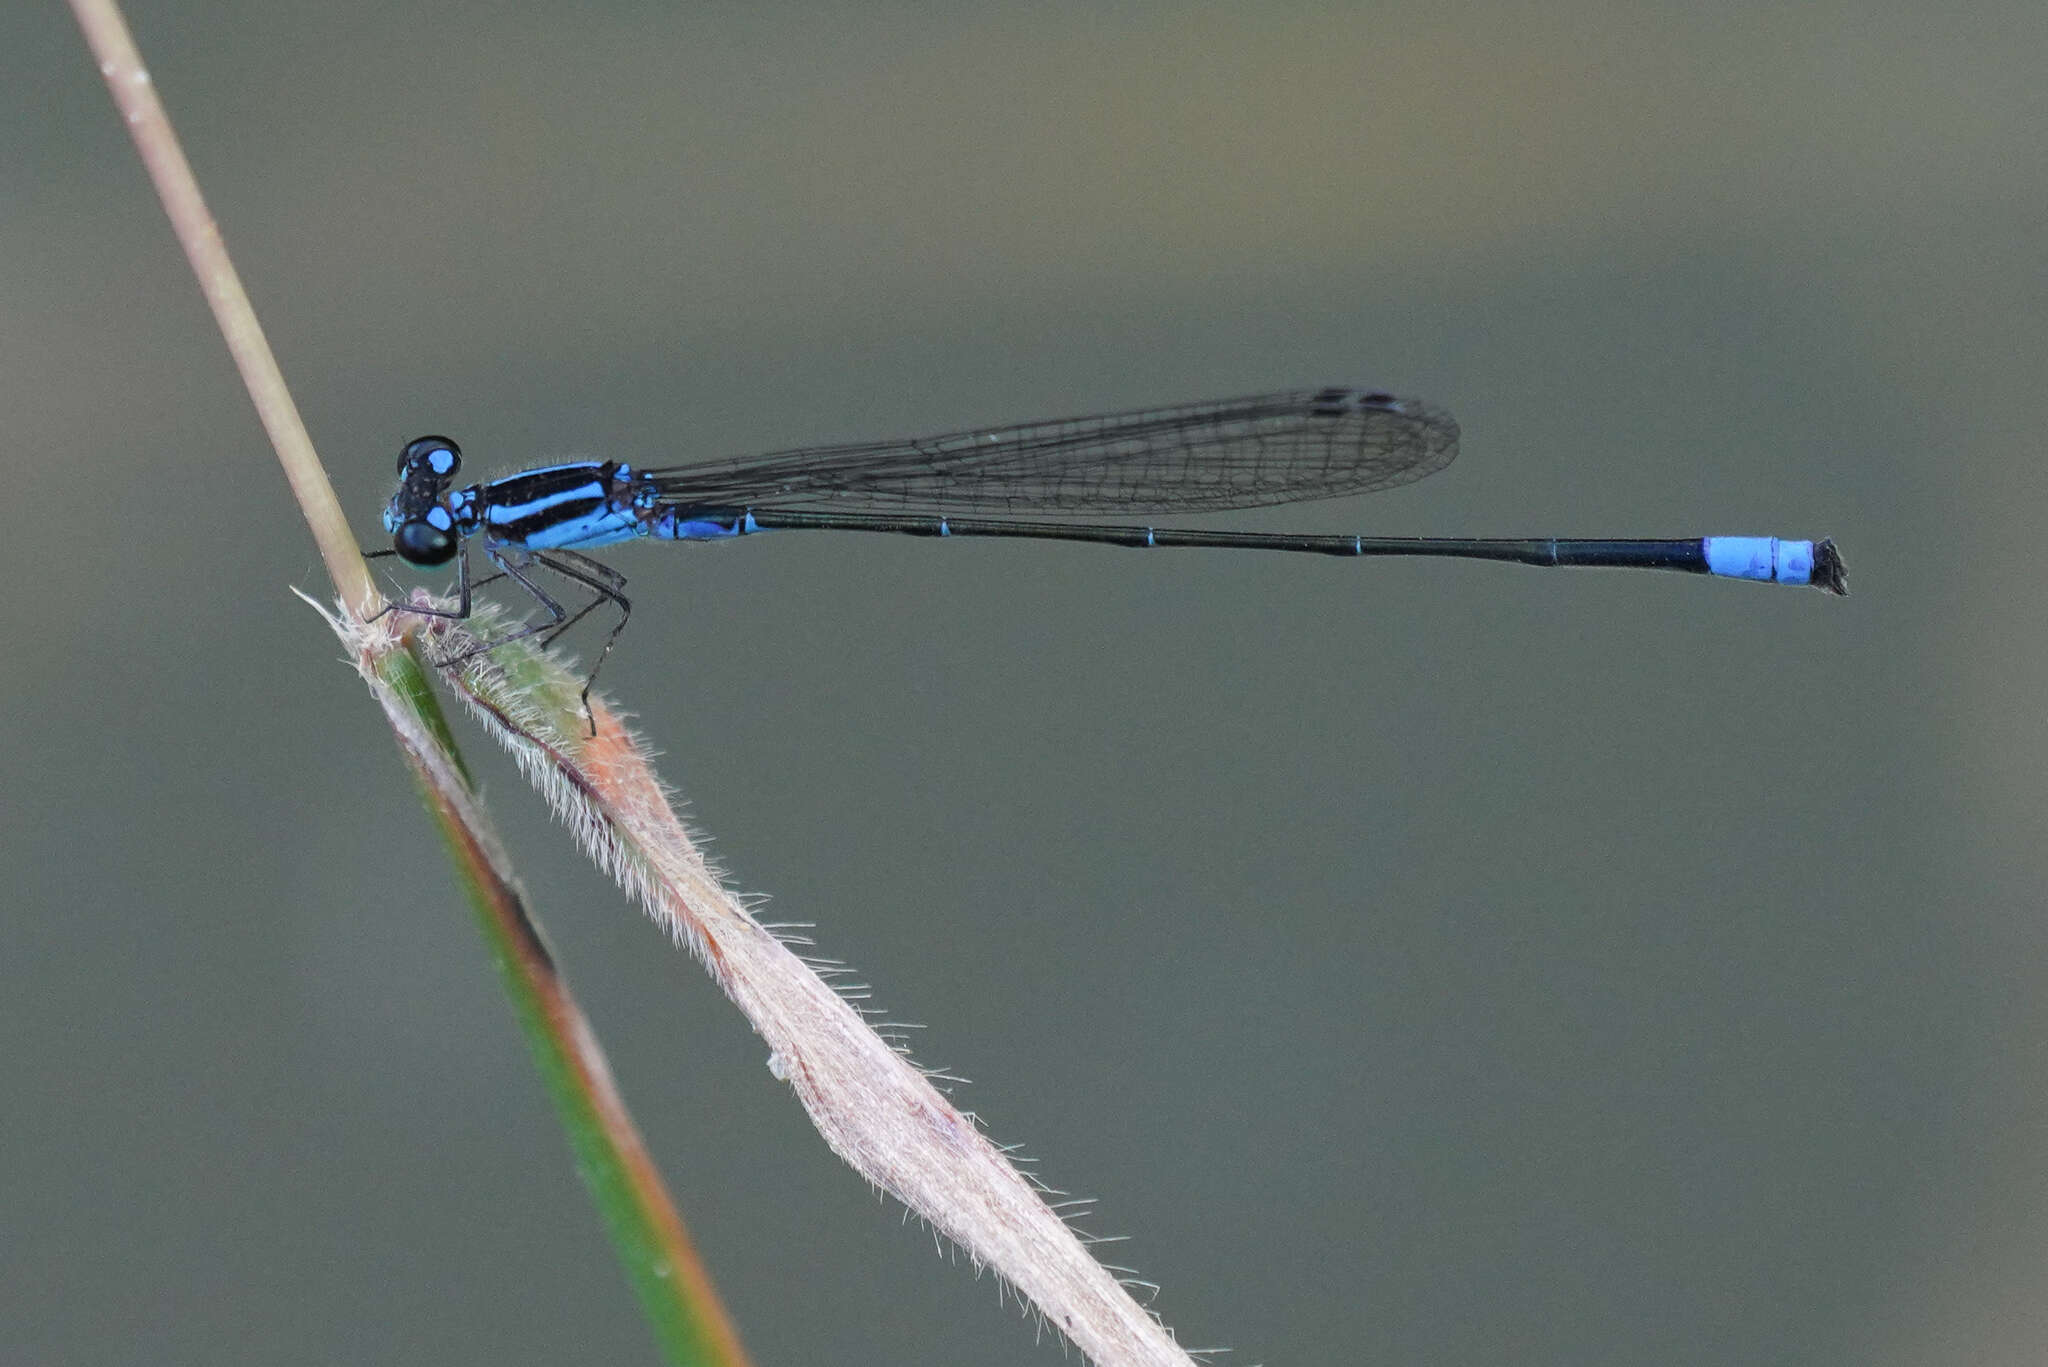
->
(383, 435), (466, 563)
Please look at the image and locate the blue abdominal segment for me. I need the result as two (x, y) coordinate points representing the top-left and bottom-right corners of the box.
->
(651, 509), (762, 542)
(1702, 537), (1817, 586)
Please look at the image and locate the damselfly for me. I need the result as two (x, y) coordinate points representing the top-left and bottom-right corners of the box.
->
(374, 387), (1846, 727)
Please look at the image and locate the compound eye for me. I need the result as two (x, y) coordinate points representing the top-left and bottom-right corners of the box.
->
(399, 435), (462, 479)
(393, 519), (458, 566)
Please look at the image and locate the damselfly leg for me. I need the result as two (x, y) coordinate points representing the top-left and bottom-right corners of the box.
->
(372, 545), (627, 734)
(363, 542), (474, 626)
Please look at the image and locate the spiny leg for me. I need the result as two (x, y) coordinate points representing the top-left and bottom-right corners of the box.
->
(433, 547), (569, 668)
(549, 547), (628, 593)
(531, 558), (625, 651)
(531, 550), (632, 735)
(411, 545), (569, 684)
(376, 542), (629, 735)
(363, 543), (476, 625)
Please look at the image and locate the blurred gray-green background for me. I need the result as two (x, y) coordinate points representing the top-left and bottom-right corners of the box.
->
(5, 2), (2043, 1363)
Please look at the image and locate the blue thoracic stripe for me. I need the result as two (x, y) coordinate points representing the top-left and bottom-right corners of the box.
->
(488, 490), (603, 524)
(485, 488), (612, 543)
(505, 502), (642, 549)
(474, 464), (615, 546)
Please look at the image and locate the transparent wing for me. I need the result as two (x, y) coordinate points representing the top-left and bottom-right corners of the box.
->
(643, 387), (1459, 516)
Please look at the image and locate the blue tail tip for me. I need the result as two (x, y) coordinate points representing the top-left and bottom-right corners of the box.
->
(1706, 536), (1848, 594)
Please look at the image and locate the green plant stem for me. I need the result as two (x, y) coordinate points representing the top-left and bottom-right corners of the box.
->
(377, 651), (752, 1367)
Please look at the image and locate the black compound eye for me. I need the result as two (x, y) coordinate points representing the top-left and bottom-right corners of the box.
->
(393, 519), (458, 566)
(399, 435), (462, 479)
